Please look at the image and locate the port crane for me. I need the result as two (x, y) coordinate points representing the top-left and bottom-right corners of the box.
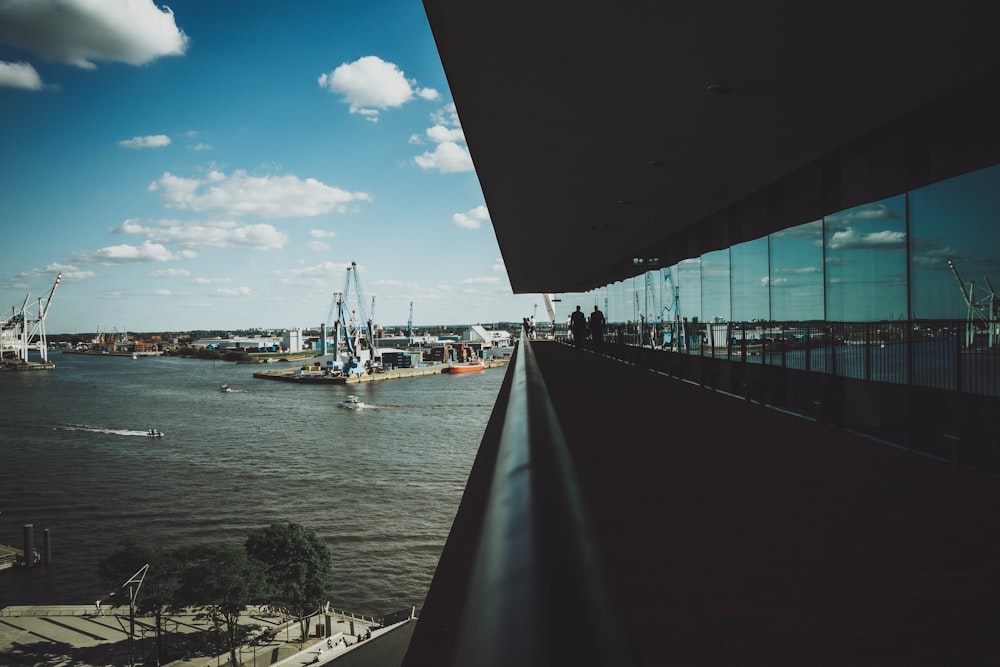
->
(329, 262), (381, 374)
(1, 272), (61, 366)
(407, 301), (414, 346)
(948, 258), (999, 349)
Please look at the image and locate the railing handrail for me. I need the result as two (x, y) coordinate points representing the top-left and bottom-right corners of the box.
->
(451, 330), (637, 667)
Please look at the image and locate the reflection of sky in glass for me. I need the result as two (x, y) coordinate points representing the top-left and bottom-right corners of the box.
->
(825, 195), (907, 321)
(770, 220), (824, 320)
(731, 237), (769, 320)
(589, 164), (999, 324)
(910, 163), (1000, 319)
(677, 258), (702, 322)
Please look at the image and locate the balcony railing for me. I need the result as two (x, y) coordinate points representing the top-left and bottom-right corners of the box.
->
(604, 319), (1000, 397)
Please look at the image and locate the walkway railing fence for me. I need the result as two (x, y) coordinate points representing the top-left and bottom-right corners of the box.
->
(600, 319), (1000, 475)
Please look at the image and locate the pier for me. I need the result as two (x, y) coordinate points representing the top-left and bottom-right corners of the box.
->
(253, 360), (507, 384)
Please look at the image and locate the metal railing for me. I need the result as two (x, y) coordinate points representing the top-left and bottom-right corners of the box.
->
(451, 330), (637, 667)
(606, 319), (1000, 397)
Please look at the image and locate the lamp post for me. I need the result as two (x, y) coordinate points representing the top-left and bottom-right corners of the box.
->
(119, 564), (149, 667)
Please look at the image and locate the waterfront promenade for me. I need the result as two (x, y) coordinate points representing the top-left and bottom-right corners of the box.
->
(0, 603), (413, 666)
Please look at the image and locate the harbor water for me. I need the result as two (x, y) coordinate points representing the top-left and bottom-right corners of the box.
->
(0, 352), (503, 616)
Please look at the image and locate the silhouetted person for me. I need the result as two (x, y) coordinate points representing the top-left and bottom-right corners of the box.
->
(589, 305), (605, 353)
(570, 305), (587, 347)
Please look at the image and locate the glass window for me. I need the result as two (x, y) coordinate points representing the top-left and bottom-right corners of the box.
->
(731, 237), (770, 321)
(676, 257), (702, 325)
(909, 163), (1000, 319)
(700, 249), (731, 323)
(769, 220), (824, 320)
(824, 195), (907, 321)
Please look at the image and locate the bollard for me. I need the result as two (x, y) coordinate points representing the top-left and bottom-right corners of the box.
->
(22, 524), (33, 568)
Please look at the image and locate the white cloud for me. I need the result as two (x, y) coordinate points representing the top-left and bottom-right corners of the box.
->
(192, 277), (232, 285)
(0, 0), (188, 69)
(307, 240), (331, 252)
(154, 289), (171, 296)
(217, 286), (252, 297)
(827, 227), (907, 251)
(147, 268), (190, 278)
(310, 229), (337, 239)
(452, 205), (490, 230)
(114, 218), (288, 251)
(461, 276), (501, 285)
(0, 60), (42, 89)
(414, 141), (474, 173)
(414, 103), (474, 173)
(74, 240), (179, 264)
(119, 134), (171, 149)
(274, 261), (351, 289)
(148, 169), (372, 218)
(317, 55), (437, 121)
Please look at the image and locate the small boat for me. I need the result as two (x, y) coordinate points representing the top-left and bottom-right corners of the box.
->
(146, 429), (164, 437)
(339, 395), (366, 409)
(447, 360), (486, 374)
(218, 384), (232, 392)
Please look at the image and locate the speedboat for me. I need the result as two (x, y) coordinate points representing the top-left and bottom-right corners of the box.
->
(218, 384), (232, 392)
(339, 395), (365, 409)
(146, 429), (164, 437)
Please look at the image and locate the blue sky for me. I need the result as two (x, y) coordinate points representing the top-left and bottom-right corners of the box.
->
(0, 0), (533, 333)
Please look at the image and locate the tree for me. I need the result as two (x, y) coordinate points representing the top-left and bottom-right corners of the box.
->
(245, 523), (333, 641)
(97, 537), (181, 665)
(176, 543), (266, 667)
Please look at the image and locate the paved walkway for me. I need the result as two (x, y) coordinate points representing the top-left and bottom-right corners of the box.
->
(0, 604), (404, 666)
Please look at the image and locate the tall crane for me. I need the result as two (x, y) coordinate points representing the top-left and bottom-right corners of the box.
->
(407, 301), (414, 346)
(1, 272), (61, 366)
(328, 262), (381, 374)
(948, 258), (999, 349)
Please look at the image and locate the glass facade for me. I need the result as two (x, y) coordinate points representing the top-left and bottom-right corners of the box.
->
(587, 163), (1000, 326)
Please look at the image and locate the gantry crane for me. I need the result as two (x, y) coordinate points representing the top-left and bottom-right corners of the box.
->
(948, 258), (999, 349)
(328, 262), (380, 374)
(1, 272), (61, 366)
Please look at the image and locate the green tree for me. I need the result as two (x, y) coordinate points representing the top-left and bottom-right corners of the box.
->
(97, 537), (181, 665)
(245, 523), (333, 641)
(176, 543), (266, 666)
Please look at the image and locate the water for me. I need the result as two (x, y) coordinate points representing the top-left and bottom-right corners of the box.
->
(0, 352), (502, 617)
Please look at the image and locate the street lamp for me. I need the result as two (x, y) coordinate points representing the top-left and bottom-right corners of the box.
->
(119, 564), (149, 667)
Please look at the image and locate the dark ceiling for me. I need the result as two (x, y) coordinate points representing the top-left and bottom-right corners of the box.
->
(422, 1), (1000, 295)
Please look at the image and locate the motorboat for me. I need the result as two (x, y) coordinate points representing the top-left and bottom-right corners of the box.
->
(146, 429), (164, 437)
(446, 360), (486, 374)
(339, 395), (365, 409)
(218, 384), (232, 392)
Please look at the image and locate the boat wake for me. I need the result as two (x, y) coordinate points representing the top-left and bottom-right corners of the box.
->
(58, 424), (159, 437)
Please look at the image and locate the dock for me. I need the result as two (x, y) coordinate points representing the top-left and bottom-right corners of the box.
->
(253, 359), (507, 384)
(0, 603), (415, 667)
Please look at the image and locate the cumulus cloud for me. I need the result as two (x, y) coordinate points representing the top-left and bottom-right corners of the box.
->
(414, 103), (474, 173)
(148, 169), (372, 218)
(318, 55), (439, 121)
(114, 218), (288, 251)
(0, 0), (188, 69)
(14, 263), (94, 282)
(310, 229), (336, 238)
(827, 227), (907, 251)
(119, 134), (171, 149)
(0, 60), (42, 89)
(74, 240), (180, 264)
(452, 205), (490, 230)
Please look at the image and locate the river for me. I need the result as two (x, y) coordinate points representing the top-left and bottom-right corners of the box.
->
(0, 352), (503, 617)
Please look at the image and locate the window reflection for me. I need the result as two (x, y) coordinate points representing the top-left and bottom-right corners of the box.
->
(731, 237), (769, 321)
(700, 249), (731, 323)
(824, 196), (907, 322)
(770, 220), (824, 320)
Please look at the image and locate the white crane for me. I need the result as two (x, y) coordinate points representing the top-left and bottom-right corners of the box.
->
(1, 272), (61, 366)
(948, 258), (998, 349)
